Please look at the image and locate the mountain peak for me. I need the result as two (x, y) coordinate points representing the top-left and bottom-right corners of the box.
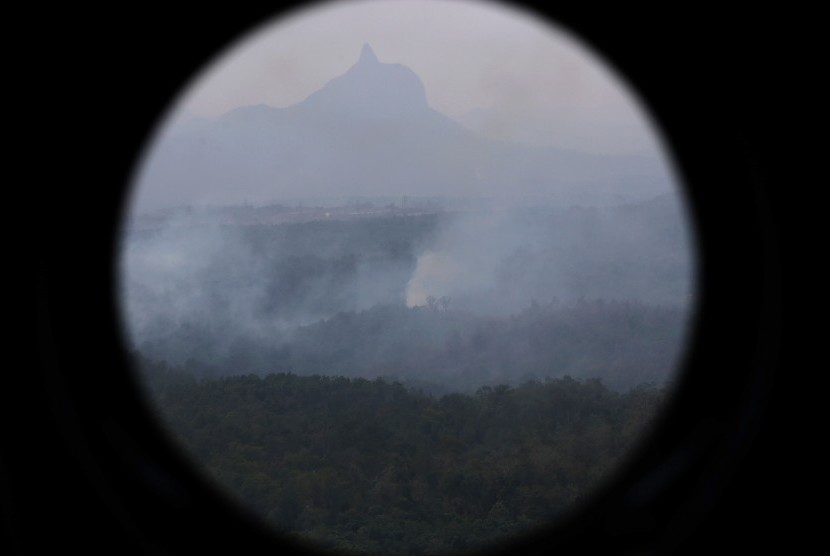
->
(299, 42), (430, 118)
(359, 43), (378, 65)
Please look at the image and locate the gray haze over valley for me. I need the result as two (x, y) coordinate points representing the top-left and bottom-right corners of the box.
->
(121, 19), (696, 393)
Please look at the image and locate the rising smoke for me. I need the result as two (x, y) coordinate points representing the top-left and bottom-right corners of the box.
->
(120, 191), (695, 384)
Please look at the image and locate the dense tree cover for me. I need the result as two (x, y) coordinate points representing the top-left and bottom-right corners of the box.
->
(140, 298), (686, 393)
(287, 299), (686, 392)
(141, 361), (666, 555)
(123, 200), (689, 552)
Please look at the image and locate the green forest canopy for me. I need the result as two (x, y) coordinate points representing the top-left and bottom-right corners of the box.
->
(142, 360), (666, 555)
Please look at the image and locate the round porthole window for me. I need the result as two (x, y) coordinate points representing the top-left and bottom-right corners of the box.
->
(117, 1), (700, 554)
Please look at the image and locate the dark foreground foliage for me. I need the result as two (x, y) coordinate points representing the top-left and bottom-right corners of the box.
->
(142, 361), (666, 554)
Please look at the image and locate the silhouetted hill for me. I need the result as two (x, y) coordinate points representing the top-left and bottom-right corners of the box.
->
(133, 44), (671, 211)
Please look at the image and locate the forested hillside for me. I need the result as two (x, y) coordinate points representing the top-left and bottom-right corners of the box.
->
(142, 361), (666, 554)
(141, 299), (686, 393)
(122, 195), (693, 552)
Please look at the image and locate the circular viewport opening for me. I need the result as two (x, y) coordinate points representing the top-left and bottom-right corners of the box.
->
(117, 1), (699, 554)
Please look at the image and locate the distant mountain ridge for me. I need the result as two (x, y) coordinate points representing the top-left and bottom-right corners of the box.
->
(133, 44), (672, 211)
(301, 44), (431, 119)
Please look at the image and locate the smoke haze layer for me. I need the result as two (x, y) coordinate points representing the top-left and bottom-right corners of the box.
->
(120, 193), (695, 392)
(120, 28), (696, 392)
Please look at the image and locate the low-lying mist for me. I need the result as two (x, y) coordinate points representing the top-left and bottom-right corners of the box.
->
(120, 193), (695, 392)
(404, 196), (694, 313)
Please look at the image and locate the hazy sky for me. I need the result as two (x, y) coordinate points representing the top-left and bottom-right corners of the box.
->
(170, 0), (664, 156)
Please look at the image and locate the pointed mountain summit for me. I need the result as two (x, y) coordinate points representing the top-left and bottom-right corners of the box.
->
(300, 44), (429, 118)
(358, 43), (378, 64)
(134, 45), (670, 210)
